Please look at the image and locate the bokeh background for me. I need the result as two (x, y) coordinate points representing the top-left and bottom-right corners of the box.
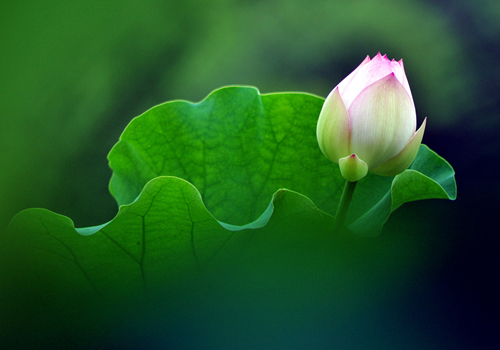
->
(1, 0), (498, 348)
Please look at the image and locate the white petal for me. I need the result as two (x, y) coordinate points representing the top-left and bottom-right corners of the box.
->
(317, 87), (350, 163)
(348, 73), (416, 168)
(371, 118), (426, 176)
(337, 55), (371, 104)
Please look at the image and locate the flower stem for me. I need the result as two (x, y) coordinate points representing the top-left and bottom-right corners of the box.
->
(334, 180), (358, 232)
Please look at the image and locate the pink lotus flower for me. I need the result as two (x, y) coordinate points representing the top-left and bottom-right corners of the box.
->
(317, 53), (426, 182)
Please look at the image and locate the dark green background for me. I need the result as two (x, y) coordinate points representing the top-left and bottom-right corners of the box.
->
(1, 0), (497, 348)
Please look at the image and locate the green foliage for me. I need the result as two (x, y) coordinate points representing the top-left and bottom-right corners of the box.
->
(1, 86), (456, 347)
(3, 178), (330, 298)
(108, 86), (338, 225)
(108, 86), (455, 232)
(3, 85), (455, 289)
(1, 0), (475, 231)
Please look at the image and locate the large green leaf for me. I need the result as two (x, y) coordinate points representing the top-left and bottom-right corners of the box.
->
(2, 177), (327, 297)
(2, 143), (456, 298)
(2, 88), (458, 291)
(0, 176), (409, 348)
(108, 86), (455, 234)
(1, 86), (456, 347)
(1, 177), (336, 347)
(108, 86), (344, 226)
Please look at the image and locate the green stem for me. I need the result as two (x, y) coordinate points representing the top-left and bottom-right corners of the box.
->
(334, 180), (358, 232)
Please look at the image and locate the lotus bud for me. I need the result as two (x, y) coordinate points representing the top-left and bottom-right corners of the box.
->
(317, 53), (426, 181)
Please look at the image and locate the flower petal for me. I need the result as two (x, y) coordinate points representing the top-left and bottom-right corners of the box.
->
(348, 73), (416, 168)
(394, 59), (413, 102)
(339, 53), (396, 110)
(317, 87), (350, 163)
(339, 154), (369, 182)
(337, 55), (371, 105)
(370, 118), (426, 176)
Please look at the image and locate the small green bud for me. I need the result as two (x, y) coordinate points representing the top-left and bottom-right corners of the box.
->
(339, 154), (368, 182)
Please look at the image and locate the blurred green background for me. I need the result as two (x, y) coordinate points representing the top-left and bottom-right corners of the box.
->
(1, 0), (498, 348)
